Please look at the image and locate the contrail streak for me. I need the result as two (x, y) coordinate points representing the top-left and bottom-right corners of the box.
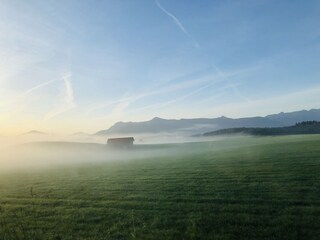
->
(155, 0), (200, 48)
(211, 64), (251, 103)
(87, 72), (224, 114)
(18, 79), (59, 98)
(63, 73), (75, 108)
(0, 79), (59, 108)
(155, 0), (248, 102)
(44, 73), (75, 121)
(88, 67), (253, 114)
(127, 77), (226, 113)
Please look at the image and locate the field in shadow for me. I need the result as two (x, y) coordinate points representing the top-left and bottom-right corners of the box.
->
(0, 135), (320, 239)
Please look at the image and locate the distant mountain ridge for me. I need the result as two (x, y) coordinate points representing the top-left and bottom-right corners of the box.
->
(96, 109), (320, 135)
(23, 130), (48, 135)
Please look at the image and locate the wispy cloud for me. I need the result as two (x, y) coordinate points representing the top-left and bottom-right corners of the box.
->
(44, 73), (75, 121)
(211, 86), (320, 118)
(211, 65), (251, 103)
(155, 0), (200, 48)
(88, 66), (255, 116)
(0, 78), (59, 109)
(87, 71), (224, 114)
(152, 0), (253, 105)
(127, 78), (232, 113)
(87, 96), (135, 114)
(107, 101), (130, 122)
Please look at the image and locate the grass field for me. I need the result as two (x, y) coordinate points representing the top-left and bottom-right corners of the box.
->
(0, 135), (320, 239)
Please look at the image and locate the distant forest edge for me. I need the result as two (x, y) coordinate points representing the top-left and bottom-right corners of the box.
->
(203, 121), (320, 136)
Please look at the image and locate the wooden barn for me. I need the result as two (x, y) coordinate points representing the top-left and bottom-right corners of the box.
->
(107, 137), (134, 148)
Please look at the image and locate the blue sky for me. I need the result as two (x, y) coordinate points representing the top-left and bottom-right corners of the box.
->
(0, 0), (319, 134)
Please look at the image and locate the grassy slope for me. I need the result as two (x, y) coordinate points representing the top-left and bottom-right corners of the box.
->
(0, 135), (320, 239)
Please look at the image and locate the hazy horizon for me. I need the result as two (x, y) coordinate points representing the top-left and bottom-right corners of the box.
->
(0, 107), (317, 138)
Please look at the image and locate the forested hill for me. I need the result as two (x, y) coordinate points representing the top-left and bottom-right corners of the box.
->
(203, 121), (320, 136)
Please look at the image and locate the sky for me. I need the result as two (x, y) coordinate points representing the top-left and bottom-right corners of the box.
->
(0, 0), (319, 135)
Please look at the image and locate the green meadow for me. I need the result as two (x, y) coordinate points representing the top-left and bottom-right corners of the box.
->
(0, 135), (320, 239)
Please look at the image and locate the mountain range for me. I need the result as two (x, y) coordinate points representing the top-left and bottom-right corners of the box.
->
(96, 109), (320, 136)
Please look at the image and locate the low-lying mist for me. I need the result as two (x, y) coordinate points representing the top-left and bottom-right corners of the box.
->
(0, 131), (217, 149)
(0, 132), (221, 171)
(1, 133), (308, 174)
(0, 142), (187, 172)
(0, 134), (226, 173)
